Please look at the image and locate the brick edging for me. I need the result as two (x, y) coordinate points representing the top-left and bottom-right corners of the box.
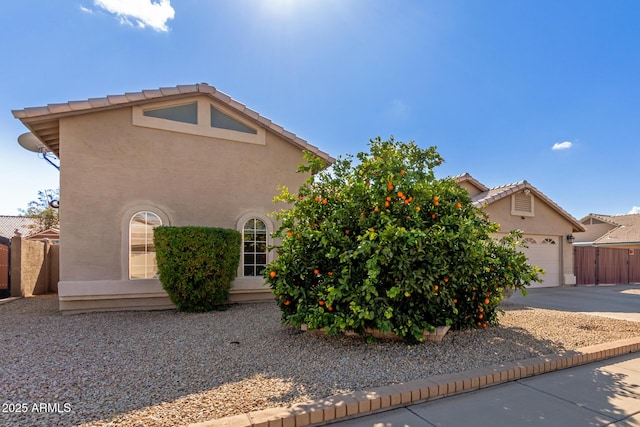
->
(190, 336), (640, 427)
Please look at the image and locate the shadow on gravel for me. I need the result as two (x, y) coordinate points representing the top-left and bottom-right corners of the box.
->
(2, 297), (639, 426)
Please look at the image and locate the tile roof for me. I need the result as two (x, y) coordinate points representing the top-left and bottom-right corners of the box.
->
(584, 214), (640, 246)
(452, 173), (489, 192)
(12, 83), (335, 163)
(457, 175), (585, 233)
(0, 216), (36, 239)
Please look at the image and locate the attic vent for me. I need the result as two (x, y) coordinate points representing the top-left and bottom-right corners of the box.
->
(511, 191), (534, 217)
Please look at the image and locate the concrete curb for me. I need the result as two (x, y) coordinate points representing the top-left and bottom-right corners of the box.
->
(190, 336), (640, 427)
(0, 297), (20, 305)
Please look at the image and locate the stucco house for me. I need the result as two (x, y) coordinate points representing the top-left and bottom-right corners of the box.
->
(455, 174), (585, 287)
(13, 83), (334, 314)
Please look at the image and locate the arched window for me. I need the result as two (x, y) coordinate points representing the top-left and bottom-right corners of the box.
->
(542, 238), (557, 245)
(243, 218), (267, 277)
(129, 211), (162, 279)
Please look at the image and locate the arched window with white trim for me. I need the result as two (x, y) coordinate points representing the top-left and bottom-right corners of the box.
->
(242, 218), (268, 277)
(129, 211), (162, 279)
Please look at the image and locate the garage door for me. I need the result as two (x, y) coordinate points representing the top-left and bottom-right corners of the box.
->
(520, 235), (561, 288)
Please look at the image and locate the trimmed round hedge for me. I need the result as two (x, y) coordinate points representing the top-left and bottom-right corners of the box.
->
(154, 226), (241, 312)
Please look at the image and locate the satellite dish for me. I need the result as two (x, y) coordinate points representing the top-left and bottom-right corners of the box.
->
(18, 132), (48, 153)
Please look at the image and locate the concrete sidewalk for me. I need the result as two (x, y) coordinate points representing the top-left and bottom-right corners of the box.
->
(330, 351), (640, 426)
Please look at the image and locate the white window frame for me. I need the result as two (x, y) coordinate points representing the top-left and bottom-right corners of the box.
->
(132, 98), (266, 145)
(121, 205), (170, 281)
(236, 213), (274, 278)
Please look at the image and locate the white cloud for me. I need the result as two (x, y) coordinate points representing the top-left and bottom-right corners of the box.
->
(80, 5), (94, 14)
(94, 0), (175, 32)
(552, 141), (573, 150)
(629, 206), (640, 214)
(386, 99), (410, 120)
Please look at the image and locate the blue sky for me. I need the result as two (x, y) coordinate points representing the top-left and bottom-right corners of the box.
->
(1, 0), (639, 219)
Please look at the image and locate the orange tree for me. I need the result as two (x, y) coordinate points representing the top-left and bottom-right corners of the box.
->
(266, 137), (541, 343)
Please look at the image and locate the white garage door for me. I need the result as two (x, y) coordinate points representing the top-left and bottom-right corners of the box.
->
(520, 235), (561, 288)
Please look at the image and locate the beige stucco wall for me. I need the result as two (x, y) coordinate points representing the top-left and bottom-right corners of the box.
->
(482, 194), (577, 285)
(10, 236), (58, 297)
(458, 181), (484, 198)
(57, 96), (311, 313)
(573, 223), (614, 243)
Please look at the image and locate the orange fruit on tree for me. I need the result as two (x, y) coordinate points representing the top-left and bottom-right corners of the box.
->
(433, 196), (439, 202)
(322, 198), (328, 205)
(400, 169), (406, 176)
(453, 298), (458, 304)
(314, 196), (320, 202)
(319, 300), (325, 306)
(387, 181), (394, 191)
(374, 206), (379, 212)
(478, 313), (484, 319)
(270, 271), (277, 278)
(415, 206), (421, 212)
(443, 277), (449, 283)
(385, 201), (390, 207)
(345, 229), (350, 235)
(434, 285), (439, 292)
(313, 268), (320, 275)
(484, 298), (490, 305)
(284, 300), (291, 306)
(327, 306), (334, 312)
(287, 231), (293, 237)
(434, 200), (439, 207)
(456, 202), (462, 209)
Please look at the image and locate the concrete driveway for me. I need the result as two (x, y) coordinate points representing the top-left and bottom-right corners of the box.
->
(507, 284), (640, 322)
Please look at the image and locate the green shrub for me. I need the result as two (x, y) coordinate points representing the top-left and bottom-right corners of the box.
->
(154, 226), (241, 312)
(266, 137), (542, 343)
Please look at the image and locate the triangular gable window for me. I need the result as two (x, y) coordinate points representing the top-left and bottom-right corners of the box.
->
(143, 102), (197, 124)
(210, 106), (257, 134)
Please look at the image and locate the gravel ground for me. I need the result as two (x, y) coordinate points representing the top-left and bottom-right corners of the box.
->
(2, 295), (640, 427)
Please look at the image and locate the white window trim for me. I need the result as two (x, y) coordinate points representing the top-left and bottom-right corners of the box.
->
(511, 192), (535, 217)
(132, 98), (266, 145)
(121, 205), (170, 281)
(236, 213), (275, 278)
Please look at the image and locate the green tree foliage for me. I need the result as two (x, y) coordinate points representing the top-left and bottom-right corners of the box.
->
(266, 137), (541, 343)
(19, 189), (60, 232)
(154, 226), (241, 312)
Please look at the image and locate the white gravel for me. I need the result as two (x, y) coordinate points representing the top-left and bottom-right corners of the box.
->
(2, 294), (640, 427)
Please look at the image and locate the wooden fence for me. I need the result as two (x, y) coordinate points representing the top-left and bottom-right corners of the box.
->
(574, 246), (640, 285)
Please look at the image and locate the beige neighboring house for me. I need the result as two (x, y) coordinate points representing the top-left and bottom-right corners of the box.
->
(455, 174), (585, 288)
(13, 83), (334, 314)
(574, 213), (640, 249)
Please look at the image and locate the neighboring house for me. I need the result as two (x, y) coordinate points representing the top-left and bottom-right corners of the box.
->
(13, 83), (334, 314)
(455, 173), (585, 288)
(572, 214), (640, 285)
(574, 214), (640, 249)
